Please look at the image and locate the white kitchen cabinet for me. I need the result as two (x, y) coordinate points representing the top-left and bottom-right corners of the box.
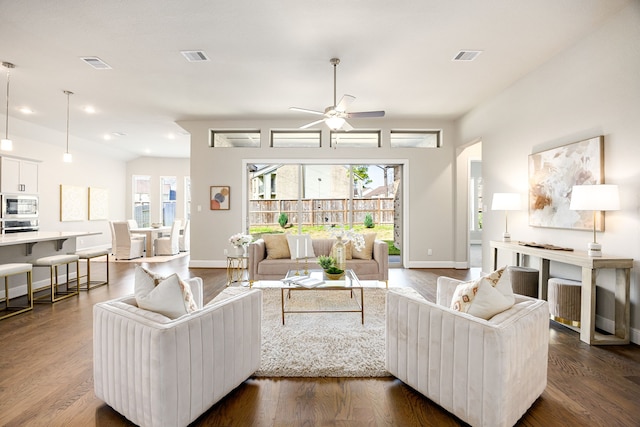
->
(1, 157), (39, 193)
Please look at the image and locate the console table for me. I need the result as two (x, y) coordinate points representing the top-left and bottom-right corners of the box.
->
(491, 240), (632, 345)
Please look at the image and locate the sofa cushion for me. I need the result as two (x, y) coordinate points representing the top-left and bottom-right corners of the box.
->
(263, 234), (291, 259)
(450, 266), (515, 320)
(134, 266), (198, 319)
(286, 234), (316, 259)
(352, 233), (376, 260)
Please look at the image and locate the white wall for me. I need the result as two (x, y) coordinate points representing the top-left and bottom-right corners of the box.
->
(457, 2), (640, 340)
(180, 118), (458, 268)
(6, 117), (127, 250)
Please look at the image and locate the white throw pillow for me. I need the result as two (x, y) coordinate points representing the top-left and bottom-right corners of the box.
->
(286, 234), (316, 259)
(450, 266), (515, 320)
(134, 266), (197, 319)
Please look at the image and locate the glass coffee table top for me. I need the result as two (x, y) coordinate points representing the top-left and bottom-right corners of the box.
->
(282, 269), (360, 289)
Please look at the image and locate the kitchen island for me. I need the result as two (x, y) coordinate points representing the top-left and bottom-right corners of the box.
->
(0, 231), (101, 255)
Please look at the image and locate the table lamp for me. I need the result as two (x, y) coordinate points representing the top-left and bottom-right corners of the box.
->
(569, 184), (619, 257)
(491, 193), (521, 242)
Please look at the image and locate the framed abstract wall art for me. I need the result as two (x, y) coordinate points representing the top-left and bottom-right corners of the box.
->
(210, 186), (230, 210)
(528, 136), (604, 230)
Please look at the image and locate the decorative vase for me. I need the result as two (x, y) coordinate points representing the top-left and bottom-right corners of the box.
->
(233, 245), (245, 256)
(333, 236), (346, 271)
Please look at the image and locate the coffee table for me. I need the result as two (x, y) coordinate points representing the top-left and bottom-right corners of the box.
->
(280, 269), (364, 325)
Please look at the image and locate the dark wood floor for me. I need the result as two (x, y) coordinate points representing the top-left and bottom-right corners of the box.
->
(1, 256), (639, 426)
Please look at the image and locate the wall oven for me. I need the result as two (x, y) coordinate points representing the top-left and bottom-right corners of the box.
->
(1, 194), (39, 233)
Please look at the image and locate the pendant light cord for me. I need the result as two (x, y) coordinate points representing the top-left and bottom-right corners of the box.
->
(66, 92), (70, 153)
(64, 90), (73, 153)
(4, 69), (9, 140)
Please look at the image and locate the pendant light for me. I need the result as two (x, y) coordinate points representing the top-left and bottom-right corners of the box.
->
(63, 90), (73, 163)
(1, 62), (14, 152)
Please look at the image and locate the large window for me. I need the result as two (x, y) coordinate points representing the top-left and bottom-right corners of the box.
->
(248, 163), (400, 264)
(133, 175), (151, 227)
(160, 176), (177, 225)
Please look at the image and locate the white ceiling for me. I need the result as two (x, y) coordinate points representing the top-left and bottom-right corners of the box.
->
(0, 0), (630, 160)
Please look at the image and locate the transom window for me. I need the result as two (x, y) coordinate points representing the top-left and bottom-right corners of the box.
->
(390, 130), (441, 148)
(210, 130), (261, 148)
(271, 130), (321, 148)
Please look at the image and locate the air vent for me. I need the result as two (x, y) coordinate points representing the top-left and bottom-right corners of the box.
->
(452, 50), (482, 61)
(80, 56), (112, 69)
(181, 50), (210, 62)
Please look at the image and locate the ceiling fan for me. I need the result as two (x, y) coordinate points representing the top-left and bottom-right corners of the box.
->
(289, 58), (385, 131)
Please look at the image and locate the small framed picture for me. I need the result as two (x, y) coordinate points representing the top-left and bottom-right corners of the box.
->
(210, 186), (230, 210)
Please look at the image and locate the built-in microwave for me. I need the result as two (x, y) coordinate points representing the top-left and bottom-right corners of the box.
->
(1, 194), (39, 219)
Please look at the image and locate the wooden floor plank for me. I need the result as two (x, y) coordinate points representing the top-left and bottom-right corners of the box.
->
(0, 256), (639, 426)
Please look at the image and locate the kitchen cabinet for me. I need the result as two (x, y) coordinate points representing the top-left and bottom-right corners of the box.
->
(1, 157), (39, 193)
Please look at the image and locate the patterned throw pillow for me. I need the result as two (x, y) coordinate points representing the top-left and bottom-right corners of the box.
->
(263, 234), (291, 259)
(450, 266), (515, 320)
(352, 233), (376, 260)
(134, 266), (197, 319)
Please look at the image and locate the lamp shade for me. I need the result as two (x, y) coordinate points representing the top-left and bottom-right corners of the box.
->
(325, 116), (345, 130)
(570, 185), (620, 211)
(491, 193), (521, 211)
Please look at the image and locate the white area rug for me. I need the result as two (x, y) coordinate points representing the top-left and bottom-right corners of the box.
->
(254, 287), (390, 378)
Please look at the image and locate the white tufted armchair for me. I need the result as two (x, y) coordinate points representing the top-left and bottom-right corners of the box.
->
(93, 283), (262, 427)
(386, 277), (549, 427)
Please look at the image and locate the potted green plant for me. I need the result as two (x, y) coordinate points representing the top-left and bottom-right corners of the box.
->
(317, 255), (335, 270)
(317, 255), (344, 279)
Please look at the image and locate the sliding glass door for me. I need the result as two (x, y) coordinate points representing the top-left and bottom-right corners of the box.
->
(248, 162), (402, 266)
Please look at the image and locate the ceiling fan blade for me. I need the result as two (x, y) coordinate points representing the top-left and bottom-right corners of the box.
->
(335, 95), (355, 112)
(346, 110), (385, 118)
(289, 107), (325, 116)
(341, 120), (354, 131)
(299, 118), (326, 129)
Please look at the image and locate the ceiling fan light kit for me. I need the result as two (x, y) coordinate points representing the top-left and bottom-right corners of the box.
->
(290, 58), (385, 132)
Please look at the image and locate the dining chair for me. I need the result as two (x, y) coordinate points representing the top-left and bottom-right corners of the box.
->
(179, 219), (190, 252)
(154, 220), (182, 256)
(112, 221), (145, 260)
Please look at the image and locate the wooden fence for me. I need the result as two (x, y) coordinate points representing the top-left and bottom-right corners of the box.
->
(249, 198), (394, 226)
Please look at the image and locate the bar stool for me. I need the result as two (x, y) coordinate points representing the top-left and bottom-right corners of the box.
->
(33, 254), (80, 303)
(0, 263), (33, 320)
(75, 249), (109, 290)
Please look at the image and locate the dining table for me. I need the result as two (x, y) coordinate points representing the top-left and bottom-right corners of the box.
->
(130, 226), (172, 256)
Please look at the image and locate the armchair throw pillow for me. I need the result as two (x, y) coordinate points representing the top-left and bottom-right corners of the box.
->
(134, 266), (198, 319)
(450, 266), (515, 320)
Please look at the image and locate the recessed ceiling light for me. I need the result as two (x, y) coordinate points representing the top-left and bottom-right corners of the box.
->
(180, 50), (210, 62)
(452, 50), (482, 61)
(19, 107), (33, 114)
(167, 133), (176, 140)
(83, 106), (96, 114)
(80, 56), (112, 69)
(103, 134), (112, 140)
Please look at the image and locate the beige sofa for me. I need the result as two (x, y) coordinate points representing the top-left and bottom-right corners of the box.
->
(386, 276), (549, 427)
(248, 238), (388, 283)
